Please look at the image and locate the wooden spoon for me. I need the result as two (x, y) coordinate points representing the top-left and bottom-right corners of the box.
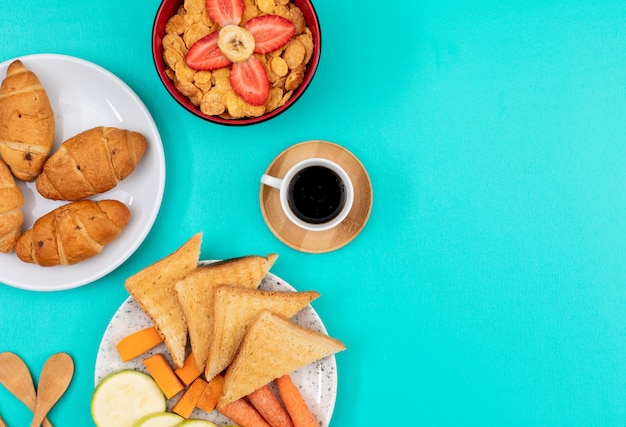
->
(0, 352), (53, 427)
(30, 353), (73, 427)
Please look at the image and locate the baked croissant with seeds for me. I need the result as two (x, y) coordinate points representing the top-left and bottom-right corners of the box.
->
(0, 158), (24, 253)
(0, 60), (55, 181)
(36, 126), (147, 201)
(15, 199), (130, 266)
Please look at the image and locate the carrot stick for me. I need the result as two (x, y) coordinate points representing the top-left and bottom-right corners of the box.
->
(172, 377), (209, 419)
(218, 398), (272, 427)
(197, 374), (225, 413)
(116, 326), (163, 362)
(275, 375), (318, 427)
(248, 384), (294, 427)
(143, 353), (185, 399)
(174, 352), (202, 385)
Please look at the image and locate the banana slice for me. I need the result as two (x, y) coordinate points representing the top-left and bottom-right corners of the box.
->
(218, 25), (256, 63)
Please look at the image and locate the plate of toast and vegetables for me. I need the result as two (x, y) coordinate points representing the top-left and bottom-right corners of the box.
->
(0, 54), (165, 291)
(93, 233), (346, 427)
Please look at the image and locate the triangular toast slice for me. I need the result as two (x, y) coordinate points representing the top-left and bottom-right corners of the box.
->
(124, 233), (202, 368)
(175, 254), (278, 372)
(219, 311), (346, 406)
(204, 285), (320, 382)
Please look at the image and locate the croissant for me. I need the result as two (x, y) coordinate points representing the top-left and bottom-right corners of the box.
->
(15, 199), (130, 266)
(36, 126), (147, 201)
(0, 60), (55, 181)
(0, 158), (24, 253)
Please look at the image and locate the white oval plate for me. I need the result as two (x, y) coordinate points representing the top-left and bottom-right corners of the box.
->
(94, 265), (338, 426)
(0, 54), (165, 291)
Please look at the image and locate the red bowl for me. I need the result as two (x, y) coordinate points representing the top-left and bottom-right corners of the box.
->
(152, 0), (321, 126)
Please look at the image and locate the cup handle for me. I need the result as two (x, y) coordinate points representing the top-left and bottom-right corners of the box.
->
(261, 174), (283, 189)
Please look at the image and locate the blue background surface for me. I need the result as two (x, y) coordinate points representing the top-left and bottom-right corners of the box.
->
(1, 0), (626, 425)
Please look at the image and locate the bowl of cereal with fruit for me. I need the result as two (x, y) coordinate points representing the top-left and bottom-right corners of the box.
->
(152, 0), (320, 125)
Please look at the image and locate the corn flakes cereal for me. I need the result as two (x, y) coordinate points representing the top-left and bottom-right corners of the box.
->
(283, 39), (306, 69)
(269, 46), (285, 57)
(297, 31), (314, 63)
(211, 68), (232, 90)
(261, 55), (285, 86)
(174, 76), (203, 106)
(211, 68), (231, 81)
(269, 56), (289, 77)
(279, 90), (293, 107)
(187, 11), (205, 24)
(273, 78), (286, 89)
(200, 88), (227, 116)
(257, 0), (275, 14)
(288, 5), (306, 35)
(266, 87), (284, 111)
(273, 5), (290, 20)
(163, 33), (187, 52)
(184, 22), (212, 48)
(194, 71), (213, 91)
(223, 91), (245, 118)
(164, 47), (184, 70)
(285, 66), (304, 91)
(265, 69), (283, 87)
(243, 102), (266, 117)
(175, 60), (196, 82)
(165, 12), (190, 35)
(162, 0), (315, 120)
(201, 101), (225, 116)
(242, 0), (261, 24)
(184, 0), (205, 14)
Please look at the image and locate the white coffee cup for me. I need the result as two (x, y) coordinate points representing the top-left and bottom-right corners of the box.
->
(261, 158), (354, 232)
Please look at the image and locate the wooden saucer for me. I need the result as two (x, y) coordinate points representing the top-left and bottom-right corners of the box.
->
(260, 140), (373, 253)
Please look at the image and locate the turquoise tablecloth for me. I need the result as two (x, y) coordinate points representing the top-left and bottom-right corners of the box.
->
(1, 0), (626, 425)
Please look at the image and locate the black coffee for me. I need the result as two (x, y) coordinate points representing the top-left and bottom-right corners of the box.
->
(288, 166), (346, 224)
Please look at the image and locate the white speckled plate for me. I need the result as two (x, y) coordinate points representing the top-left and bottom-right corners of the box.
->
(94, 263), (338, 426)
(0, 54), (165, 291)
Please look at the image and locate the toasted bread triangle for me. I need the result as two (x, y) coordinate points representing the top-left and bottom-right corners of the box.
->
(175, 254), (278, 372)
(205, 285), (320, 382)
(124, 233), (202, 368)
(219, 311), (346, 406)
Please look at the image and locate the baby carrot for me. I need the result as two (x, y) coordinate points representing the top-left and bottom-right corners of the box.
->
(248, 384), (294, 427)
(275, 375), (317, 427)
(218, 398), (272, 427)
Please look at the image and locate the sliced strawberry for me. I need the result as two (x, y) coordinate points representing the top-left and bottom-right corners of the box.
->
(206, 0), (245, 27)
(245, 15), (296, 54)
(230, 57), (270, 106)
(186, 31), (232, 71)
